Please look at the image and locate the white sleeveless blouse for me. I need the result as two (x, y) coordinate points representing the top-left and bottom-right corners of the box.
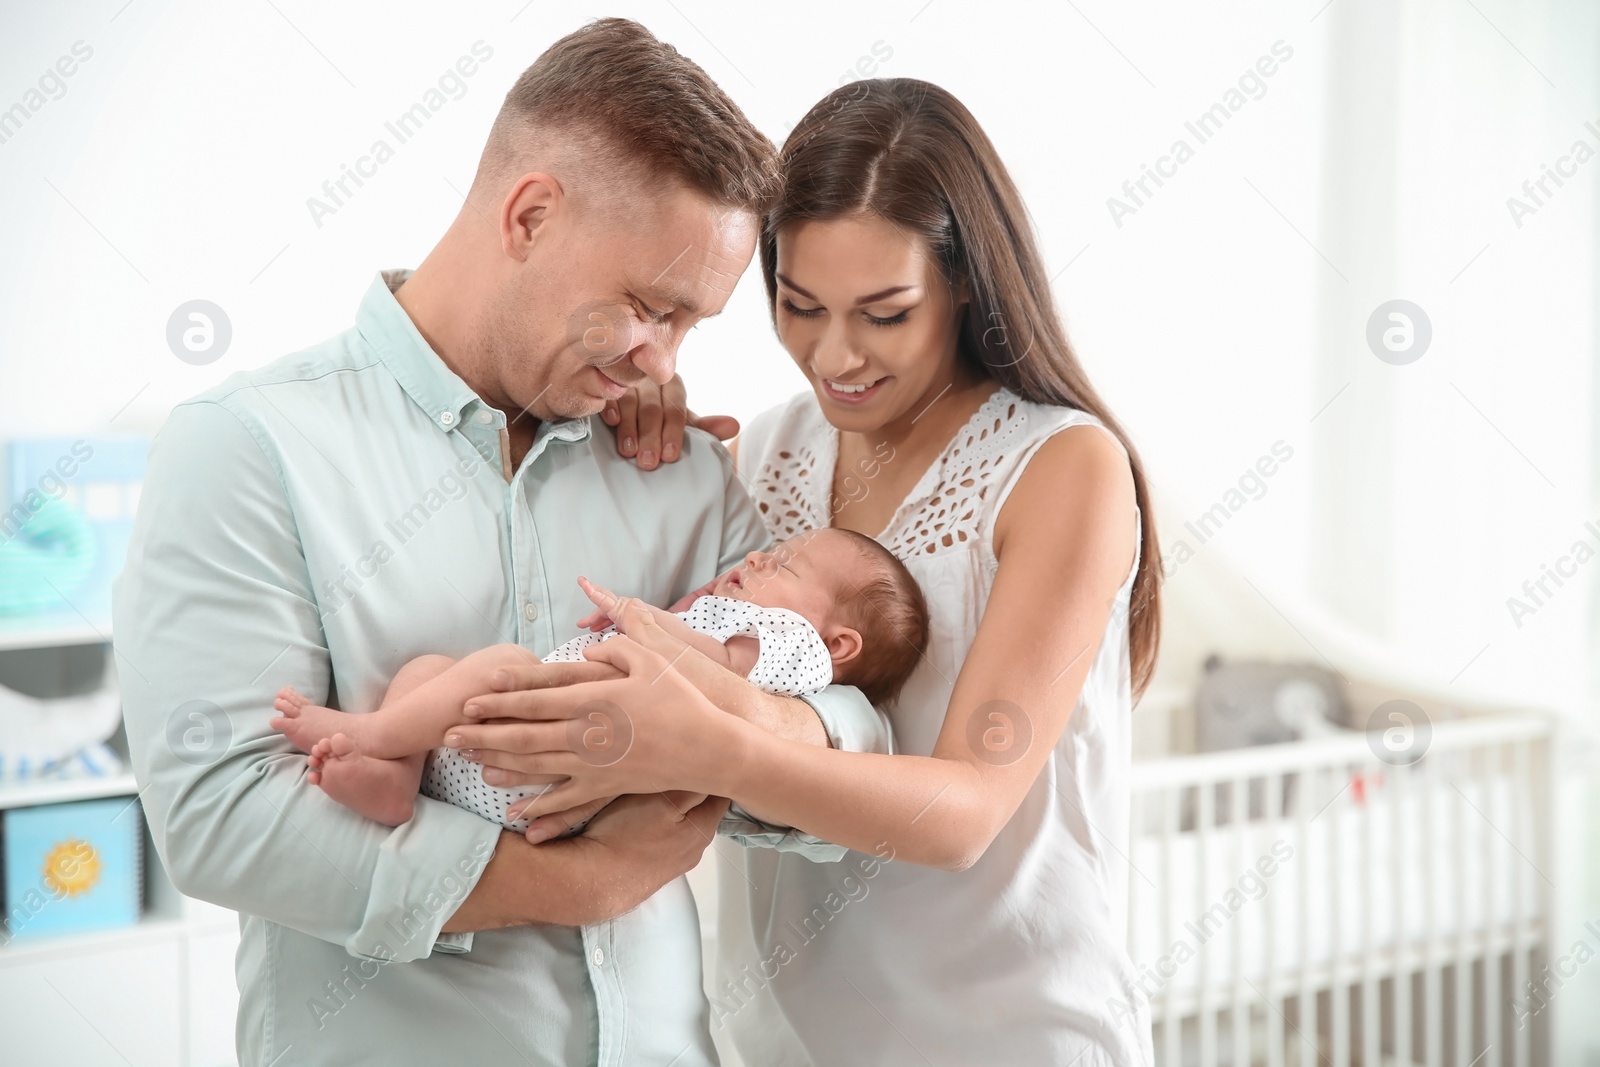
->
(712, 387), (1154, 1066)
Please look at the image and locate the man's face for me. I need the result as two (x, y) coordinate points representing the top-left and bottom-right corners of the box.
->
(496, 184), (759, 422)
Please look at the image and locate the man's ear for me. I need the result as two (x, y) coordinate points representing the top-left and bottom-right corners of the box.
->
(824, 626), (863, 667)
(500, 171), (562, 261)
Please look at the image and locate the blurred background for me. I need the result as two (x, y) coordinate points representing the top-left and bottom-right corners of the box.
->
(0, 1), (1594, 1064)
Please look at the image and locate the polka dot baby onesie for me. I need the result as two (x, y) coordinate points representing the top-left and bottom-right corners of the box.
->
(421, 595), (833, 831)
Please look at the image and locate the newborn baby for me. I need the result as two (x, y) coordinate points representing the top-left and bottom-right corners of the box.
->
(270, 528), (928, 832)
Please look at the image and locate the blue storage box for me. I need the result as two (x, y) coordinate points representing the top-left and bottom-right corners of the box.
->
(3, 797), (143, 942)
(1, 436), (148, 619)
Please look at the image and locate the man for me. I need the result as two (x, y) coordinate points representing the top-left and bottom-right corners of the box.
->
(115, 19), (884, 1066)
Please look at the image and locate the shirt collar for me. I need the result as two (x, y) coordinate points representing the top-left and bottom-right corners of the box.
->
(356, 269), (590, 444)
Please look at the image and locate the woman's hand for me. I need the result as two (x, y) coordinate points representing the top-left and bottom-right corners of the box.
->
(601, 374), (739, 469)
(444, 614), (752, 817)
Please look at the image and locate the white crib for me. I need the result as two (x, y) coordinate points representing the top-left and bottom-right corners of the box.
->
(1125, 713), (1559, 1067)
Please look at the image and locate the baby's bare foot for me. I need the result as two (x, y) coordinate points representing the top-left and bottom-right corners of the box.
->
(308, 734), (415, 826)
(270, 685), (363, 753)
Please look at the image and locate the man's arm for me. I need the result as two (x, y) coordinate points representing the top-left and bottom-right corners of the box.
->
(444, 793), (728, 930)
(115, 401), (703, 957)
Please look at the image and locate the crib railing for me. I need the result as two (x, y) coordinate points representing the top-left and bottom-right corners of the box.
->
(1125, 713), (1558, 1067)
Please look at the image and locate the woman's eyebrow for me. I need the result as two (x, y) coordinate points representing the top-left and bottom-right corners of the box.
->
(776, 274), (918, 307)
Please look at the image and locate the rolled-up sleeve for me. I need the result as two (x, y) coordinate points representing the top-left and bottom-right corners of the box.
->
(113, 401), (502, 961)
(716, 685), (893, 859)
(799, 685), (895, 757)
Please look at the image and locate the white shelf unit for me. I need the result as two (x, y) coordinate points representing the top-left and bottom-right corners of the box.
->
(0, 770), (140, 812)
(0, 625), (241, 1067)
(0, 609), (112, 653)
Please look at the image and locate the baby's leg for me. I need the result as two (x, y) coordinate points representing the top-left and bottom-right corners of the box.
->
(273, 644), (543, 759)
(271, 652), (455, 753)
(306, 654), (453, 825)
(307, 736), (426, 826)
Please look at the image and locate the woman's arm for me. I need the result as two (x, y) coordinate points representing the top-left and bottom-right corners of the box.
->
(453, 426), (1136, 870)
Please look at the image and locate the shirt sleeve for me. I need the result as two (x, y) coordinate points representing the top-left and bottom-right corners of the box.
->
(113, 400), (503, 962)
(717, 807), (847, 858)
(715, 685), (894, 859)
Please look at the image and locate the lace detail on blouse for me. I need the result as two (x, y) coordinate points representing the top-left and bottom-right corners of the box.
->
(751, 389), (1046, 561)
(751, 438), (831, 541)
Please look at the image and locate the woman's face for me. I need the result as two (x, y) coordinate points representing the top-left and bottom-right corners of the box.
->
(773, 214), (968, 434)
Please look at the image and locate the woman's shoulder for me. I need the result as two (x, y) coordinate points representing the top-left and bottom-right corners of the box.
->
(994, 389), (1113, 443)
(984, 390), (1130, 489)
(982, 393), (1139, 573)
(945, 389), (1124, 484)
(971, 389), (1135, 540)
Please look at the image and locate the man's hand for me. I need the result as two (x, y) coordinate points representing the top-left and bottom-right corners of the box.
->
(573, 790), (726, 913)
(442, 791), (727, 931)
(551, 790), (726, 922)
(519, 794), (617, 843)
(601, 374), (738, 469)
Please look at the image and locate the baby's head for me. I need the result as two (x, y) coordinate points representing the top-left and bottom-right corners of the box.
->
(710, 528), (929, 704)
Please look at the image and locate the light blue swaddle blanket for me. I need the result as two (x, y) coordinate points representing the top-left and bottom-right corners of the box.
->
(0, 496), (121, 781)
(0, 496), (98, 615)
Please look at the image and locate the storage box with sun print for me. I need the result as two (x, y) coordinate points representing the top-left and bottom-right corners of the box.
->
(2, 797), (142, 942)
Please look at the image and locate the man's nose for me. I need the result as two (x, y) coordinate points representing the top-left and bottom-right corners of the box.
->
(628, 331), (679, 387)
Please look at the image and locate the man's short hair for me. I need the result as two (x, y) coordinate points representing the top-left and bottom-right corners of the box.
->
(479, 18), (778, 213)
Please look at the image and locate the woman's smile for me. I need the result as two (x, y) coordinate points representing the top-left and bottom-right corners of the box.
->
(820, 374), (891, 405)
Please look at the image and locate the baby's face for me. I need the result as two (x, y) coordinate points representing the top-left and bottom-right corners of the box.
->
(710, 529), (861, 633)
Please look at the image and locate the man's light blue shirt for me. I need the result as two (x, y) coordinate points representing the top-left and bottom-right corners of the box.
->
(113, 271), (890, 1067)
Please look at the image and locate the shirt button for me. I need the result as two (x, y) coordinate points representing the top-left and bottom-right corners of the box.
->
(523, 602), (539, 621)
(474, 410), (493, 425)
(439, 411), (456, 426)
(592, 948), (605, 966)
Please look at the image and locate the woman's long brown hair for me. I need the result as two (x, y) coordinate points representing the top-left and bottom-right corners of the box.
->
(760, 78), (1162, 698)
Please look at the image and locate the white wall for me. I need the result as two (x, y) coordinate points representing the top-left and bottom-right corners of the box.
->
(3, 0), (1596, 1057)
(5, 0), (1592, 710)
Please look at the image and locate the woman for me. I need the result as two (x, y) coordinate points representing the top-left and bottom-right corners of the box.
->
(466, 79), (1161, 1064)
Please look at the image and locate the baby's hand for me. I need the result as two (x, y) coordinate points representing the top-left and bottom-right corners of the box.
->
(576, 578), (686, 640)
(574, 578), (616, 632)
(574, 608), (611, 632)
(576, 576), (623, 629)
(576, 577), (655, 635)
